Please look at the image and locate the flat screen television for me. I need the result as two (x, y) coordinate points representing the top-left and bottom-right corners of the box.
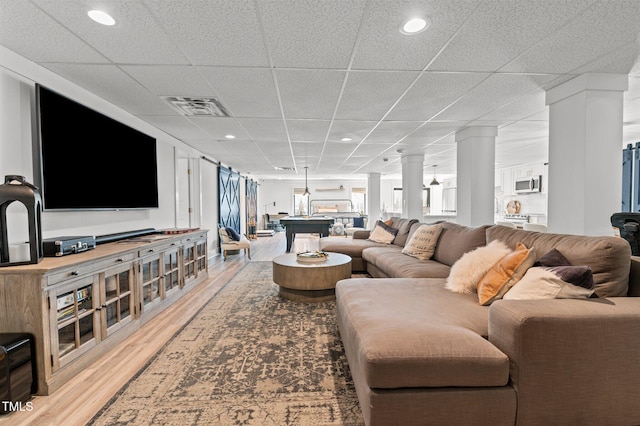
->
(34, 84), (159, 210)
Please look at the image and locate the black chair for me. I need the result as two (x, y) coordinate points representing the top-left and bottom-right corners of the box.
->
(611, 213), (640, 255)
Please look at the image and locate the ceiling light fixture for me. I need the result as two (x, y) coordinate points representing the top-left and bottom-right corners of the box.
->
(400, 17), (429, 35)
(430, 165), (440, 186)
(303, 167), (311, 196)
(225, 134), (236, 139)
(88, 10), (115, 26)
(340, 137), (352, 142)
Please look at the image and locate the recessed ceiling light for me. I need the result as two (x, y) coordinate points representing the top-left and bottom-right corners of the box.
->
(400, 17), (429, 35)
(88, 10), (115, 26)
(225, 134), (236, 139)
(340, 137), (352, 142)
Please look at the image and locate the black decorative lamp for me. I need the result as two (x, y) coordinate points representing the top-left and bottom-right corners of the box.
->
(303, 167), (311, 215)
(430, 165), (440, 186)
(0, 175), (43, 266)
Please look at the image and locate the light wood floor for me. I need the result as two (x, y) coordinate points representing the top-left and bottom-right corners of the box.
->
(1, 232), (328, 426)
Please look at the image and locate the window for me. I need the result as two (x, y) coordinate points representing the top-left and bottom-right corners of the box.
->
(351, 187), (366, 214)
(293, 188), (309, 216)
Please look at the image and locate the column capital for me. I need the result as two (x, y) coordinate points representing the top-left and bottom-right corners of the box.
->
(400, 153), (424, 164)
(546, 73), (628, 106)
(455, 126), (498, 143)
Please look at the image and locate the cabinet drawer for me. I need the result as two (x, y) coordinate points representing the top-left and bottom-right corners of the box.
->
(47, 253), (135, 285)
(137, 240), (180, 257)
(182, 233), (206, 245)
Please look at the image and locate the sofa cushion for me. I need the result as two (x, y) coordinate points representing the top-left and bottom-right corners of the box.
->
(389, 217), (419, 247)
(335, 278), (510, 389)
(477, 242), (537, 306)
(401, 224), (443, 260)
(362, 246), (451, 278)
(486, 226), (631, 297)
(446, 240), (513, 294)
(368, 220), (398, 244)
(433, 223), (491, 266)
(319, 237), (385, 259)
(503, 266), (595, 300)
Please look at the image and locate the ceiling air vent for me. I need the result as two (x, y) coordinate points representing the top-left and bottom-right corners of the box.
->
(162, 96), (231, 117)
(274, 166), (295, 171)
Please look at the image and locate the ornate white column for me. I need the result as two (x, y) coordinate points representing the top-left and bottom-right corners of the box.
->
(456, 126), (497, 226)
(545, 73), (627, 236)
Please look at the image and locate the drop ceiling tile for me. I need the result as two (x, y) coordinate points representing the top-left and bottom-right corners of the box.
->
(335, 71), (419, 120)
(570, 40), (640, 75)
(479, 91), (547, 121)
(186, 117), (251, 140)
(327, 120), (378, 143)
(121, 65), (215, 97)
(386, 72), (490, 121)
(144, 0), (268, 66)
(352, 143), (395, 157)
(33, 0), (189, 65)
(292, 142), (324, 157)
(430, 0), (596, 72)
(0, 0), (107, 63)
(256, 143), (294, 158)
(237, 118), (288, 142)
(276, 69), (345, 120)
(320, 142), (361, 158)
(42, 63), (176, 115)
(287, 120), (331, 142)
(500, 1), (640, 74)
(260, 0), (366, 68)
(364, 121), (424, 143)
(199, 67), (281, 118)
(141, 116), (211, 139)
(436, 73), (556, 121)
(353, 0), (480, 71)
(401, 122), (462, 145)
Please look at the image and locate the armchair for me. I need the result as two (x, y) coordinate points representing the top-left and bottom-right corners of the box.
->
(218, 225), (251, 261)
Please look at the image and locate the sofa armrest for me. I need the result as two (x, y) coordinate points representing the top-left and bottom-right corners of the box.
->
(352, 230), (371, 239)
(489, 298), (640, 425)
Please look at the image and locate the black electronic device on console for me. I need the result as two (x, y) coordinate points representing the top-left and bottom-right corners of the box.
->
(43, 236), (96, 257)
(95, 228), (156, 245)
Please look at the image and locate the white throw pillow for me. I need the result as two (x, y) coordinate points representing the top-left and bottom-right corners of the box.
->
(504, 266), (594, 300)
(445, 240), (512, 294)
(401, 224), (443, 260)
(368, 220), (398, 244)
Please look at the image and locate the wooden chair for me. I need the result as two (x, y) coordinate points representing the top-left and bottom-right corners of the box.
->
(218, 225), (251, 261)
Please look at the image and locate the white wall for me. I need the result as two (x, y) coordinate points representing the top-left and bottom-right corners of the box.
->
(0, 49), (218, 249)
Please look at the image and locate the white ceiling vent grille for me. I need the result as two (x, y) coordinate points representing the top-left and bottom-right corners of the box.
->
(162, 96), (231, 117)
(274, 166), (295, 171)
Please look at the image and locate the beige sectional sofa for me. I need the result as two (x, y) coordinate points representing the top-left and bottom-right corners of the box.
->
(319, 219), (640, 426)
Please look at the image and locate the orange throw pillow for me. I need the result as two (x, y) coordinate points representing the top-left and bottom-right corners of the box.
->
(477, 242), (536, 305)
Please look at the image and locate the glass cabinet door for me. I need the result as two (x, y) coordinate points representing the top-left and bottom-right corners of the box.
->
(52, 276), (99, 368)
(140, 254), (162, 312)
(195, 239), (207, 275)
(183, 244), (196, 282)
(101, 264), (135, 336)
(163, 247), (181, 294)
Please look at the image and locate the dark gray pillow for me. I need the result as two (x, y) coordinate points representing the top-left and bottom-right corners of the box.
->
(225, 227), (241, 241)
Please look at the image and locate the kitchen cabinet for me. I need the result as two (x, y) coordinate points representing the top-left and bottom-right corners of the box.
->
(0, 230), (208, 395)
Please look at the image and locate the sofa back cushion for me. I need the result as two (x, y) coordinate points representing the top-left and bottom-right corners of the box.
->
(486, 226), (631, 297)
(389, 217), (419, 247)
(432, 222), (491, 266)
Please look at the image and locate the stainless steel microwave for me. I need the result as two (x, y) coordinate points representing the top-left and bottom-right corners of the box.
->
(515, 176), (542, 193)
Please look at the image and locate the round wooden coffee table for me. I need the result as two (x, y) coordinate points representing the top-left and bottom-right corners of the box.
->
(272, 252), (352, 302)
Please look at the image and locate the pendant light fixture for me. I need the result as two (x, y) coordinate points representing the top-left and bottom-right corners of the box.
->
(303, 167), (310, 196)
(430, 165), (440, 186)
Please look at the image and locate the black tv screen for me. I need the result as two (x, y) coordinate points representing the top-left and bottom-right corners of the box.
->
(35, 85), (159, 210)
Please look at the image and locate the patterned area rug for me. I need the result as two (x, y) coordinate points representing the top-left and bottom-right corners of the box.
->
(89, 261), (364, 426)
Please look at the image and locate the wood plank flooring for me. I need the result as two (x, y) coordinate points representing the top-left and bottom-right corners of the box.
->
(1, 232), (329, 426)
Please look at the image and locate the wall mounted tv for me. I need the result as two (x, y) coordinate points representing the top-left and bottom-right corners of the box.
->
(35, 84), (159, 210)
